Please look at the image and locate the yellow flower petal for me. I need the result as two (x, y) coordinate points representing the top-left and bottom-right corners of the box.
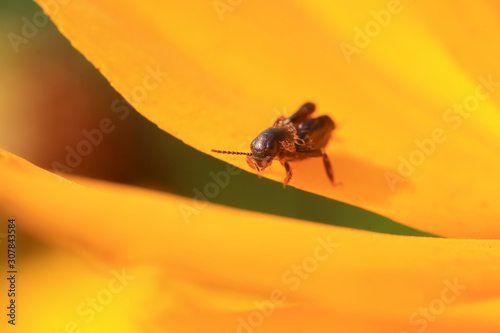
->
(12, 249), (148, 333)
(35, 0), (500, 238)
(2, 149), (500, 332)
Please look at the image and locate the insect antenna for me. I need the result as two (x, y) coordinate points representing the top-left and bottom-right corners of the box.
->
(211, 149), (252, 156)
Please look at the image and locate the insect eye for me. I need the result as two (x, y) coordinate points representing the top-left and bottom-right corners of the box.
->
(266, 140), (277, 152)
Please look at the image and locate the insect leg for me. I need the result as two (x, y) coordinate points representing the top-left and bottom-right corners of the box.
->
(321, 148), (334, 184)
(293, 148), (335, 184)
(246, 155), (262, 178)
(282, 160), (293, 188)
(293, 148), (323, 157)
(283, 102), (316, 127)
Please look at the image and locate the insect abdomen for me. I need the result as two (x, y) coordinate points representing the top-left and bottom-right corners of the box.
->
(297, 115), (335, 149)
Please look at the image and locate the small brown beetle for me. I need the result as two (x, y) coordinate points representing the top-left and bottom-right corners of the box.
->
(212, 102), (335, 188)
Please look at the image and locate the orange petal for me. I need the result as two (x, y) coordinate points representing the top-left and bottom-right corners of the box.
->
(2, 149), (500, 332)
(34, 1), (500, 238)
